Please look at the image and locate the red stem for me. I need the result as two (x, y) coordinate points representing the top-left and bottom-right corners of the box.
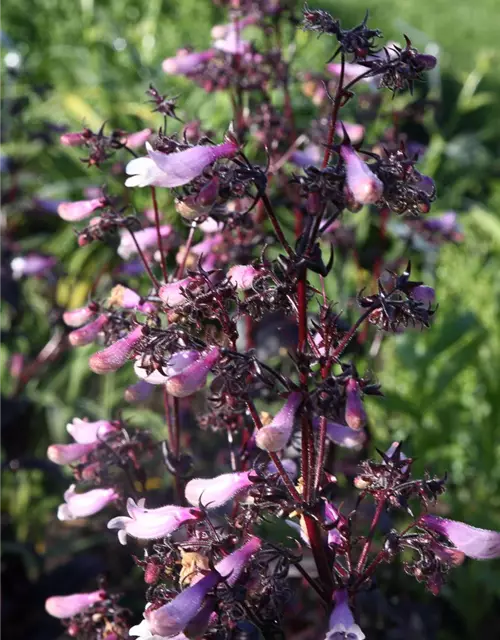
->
(356, 497), (387, 573)
(150, 186), (168, 282)
(260, 192), (293, 256)
(322, 53), (345, 169)
(175, 224), (196, 279)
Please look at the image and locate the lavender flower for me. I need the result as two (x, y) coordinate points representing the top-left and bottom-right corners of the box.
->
(10, 254), (56, 279)
(107, 498), (203, 545)
(312, 417), (366, 449)
(227, 265), (260, 290)
(121, 128), (152, 149)
(117, 226), (174, 260)
(163, 347), (220, 397)
(124, 380), (154, 403)
(45, 591), (104, 618)
(57, 485), (118, 520)
(214, 536), (262, 586)
(325, 589), (365, 640)
(412, 285), (436, 304)
(185, 471), (255, 509)
(159, 278), (196, 307)
(89, 326), (144, 374)
(63, 304), (97, 327)
(421, 515), (500, 560)
(162, 50), (215, 75)
(255, 391), (302, 452)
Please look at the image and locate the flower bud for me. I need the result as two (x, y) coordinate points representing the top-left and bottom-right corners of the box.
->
(196, 176), (220, 207)
(107, 497), (203, 545)
(255, 392), (302, 452)
(47, 442), (97, 465)
(45, 591), (104, 618)
(10, 254), (56, 279)
(68, 314), (108, 347)
(185, 470), (255, 509)
(57, 485), (118, 520)
(89, 326), (143, 374)
(107, 284), (155, 314)
(57, 198), (105, 222)
(165, 347), (220, 397)
(227, 265), (259, 290)
(66, 418), (117, 444)
(344, 379), (367, 430)
(340, 145), (383, 205)
(63, 304), (98, 328)
(60, 132), (89, 147)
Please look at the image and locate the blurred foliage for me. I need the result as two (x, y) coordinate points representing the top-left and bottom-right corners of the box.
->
(2, 1), (500, 639)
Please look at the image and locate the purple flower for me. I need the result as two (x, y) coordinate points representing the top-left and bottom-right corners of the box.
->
(421, 515), (500, 560)
(227, 265), (260, 290)
(164, 347), (220, 397)
(344, 379), (367, 431)
(107, 284), (155, 313)
(335, 121), (365, 145)
(215, 536), (262, 586)
(66, 418), (117, 444)
(340, 145), (383, 205)
(162, 50), (215, 75)
(57, 198), (105, 222)
(255, 392), (302, 452)
(68, 314), (109, 347)
(107, 497), (203, 545)
(325, 503), (343, 547)
(312, 417), (366, 449)
(423, 212), (462, 237)
(412, 285), (435, 304)
(10, 254), (56, 279)
(89, 326), (144, 374)
(63, 305), (97, 327)
(185, 471), (255, 509)
(125, 379), (154, 403)
(145, 572), (221, 637)
(118, 225), (174, 260)
(47, 442), (97, 465)
(57, 485), (118, 520)
(45, 590), (104, 618)
(213, 31), (251, 55)
(325, 589), (365, 640)
(289, 144), (322, 169)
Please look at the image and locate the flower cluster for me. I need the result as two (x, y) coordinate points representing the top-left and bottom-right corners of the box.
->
(35, 3), (499, 640)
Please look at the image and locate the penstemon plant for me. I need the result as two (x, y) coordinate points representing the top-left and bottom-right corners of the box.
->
(39, 2), (498, 639)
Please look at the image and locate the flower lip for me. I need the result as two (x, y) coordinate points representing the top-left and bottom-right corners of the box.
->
(45, 590), (104, 618)
(185, 470), (255, 509)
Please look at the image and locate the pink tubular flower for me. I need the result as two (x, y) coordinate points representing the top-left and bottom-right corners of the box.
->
(215, 536), (262, 586)
(213, 31), (251, 55)
(163, 347), (220, 397)
(145, 140), (239, 189)
(325, 589), (365, 640)
(255, 392), (302, 452)
(47, 442), (97, 465)
(325, 503), (343, 547)
(107, 497), (203, 545)
(420, 515), (500, 560)
(162, 49), (215, 75)
(63, 305), (97, 328)
(159, 277), (196, 307)
(68, 314), (109, 347)
(124, 379), (154, 403)
(185, 471), (255, 509)
(45, 590), (104, 618)
(227, 265), (260, 290)
(145, 571), (221, 637)
(57, 198), (105, 222)
(66, 418), (117, 444)
(312, 417), (366, 449)
(344, 379), (367, 430)
(89, 326), (143, 374)
(11, 254), (56, 280)
(60, 132), (88, 146)
(107, 284), (155, 314)
(57, 485), (118, 520)
(340, 145), (383, 205)
(121, 128), (152, 149)
(117, 225), (174, 259)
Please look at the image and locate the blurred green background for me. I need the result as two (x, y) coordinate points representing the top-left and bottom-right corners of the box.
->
(2, 1), (500, 639)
